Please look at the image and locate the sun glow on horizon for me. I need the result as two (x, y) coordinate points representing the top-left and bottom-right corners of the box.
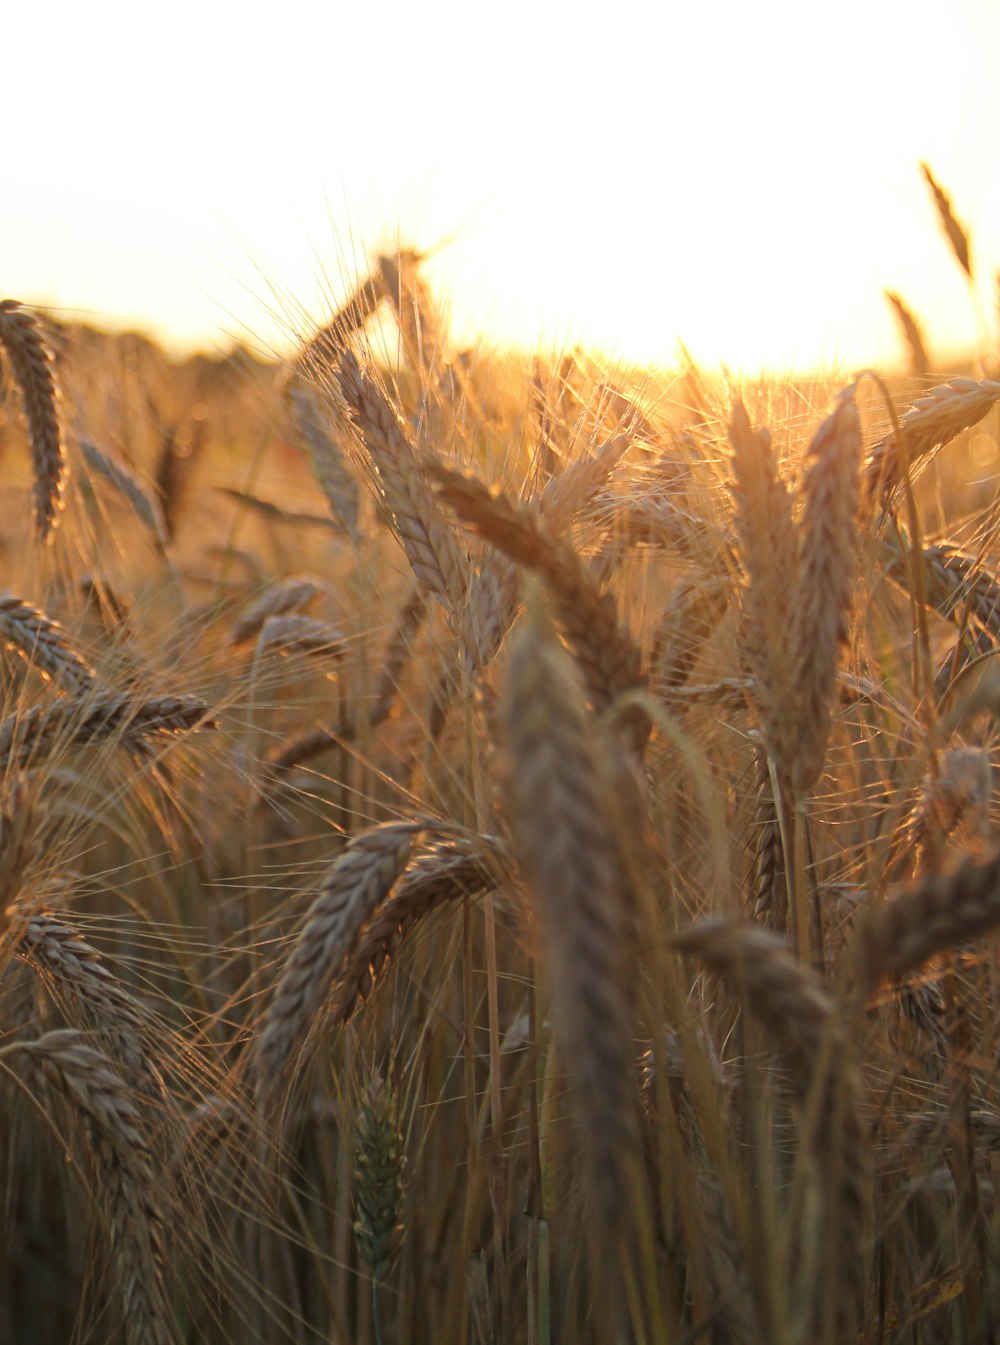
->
(4, 0), (999, 378)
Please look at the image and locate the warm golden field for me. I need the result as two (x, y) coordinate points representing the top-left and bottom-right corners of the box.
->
(1, 211), (999, 1345)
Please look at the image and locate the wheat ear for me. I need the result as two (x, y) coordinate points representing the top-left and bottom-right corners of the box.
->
(18, 913), (162, 1100)
(433, 464), (648, 748)
(501, 589), (644, 1251)
(0, 300), (66, 542)
(792, 383), (863, 792)
(255, 822), (424, 1090)
(0, 592), (95, 693)
(920, 161), (972, 278)
(884, 291), (930, 379)
(728, 400), (800, 782)
(328, 834), (509, 1025)
(287, 385), (360, 540)
(12, 1029), (177, 1345)
(78, 438), (168, 548)
(336, 351), (468, 615)
(675, 918), (867, 1344)
(856, 846), (1000, 995)
(864, 377), (1000, 501)
(0, 694), (215, 770)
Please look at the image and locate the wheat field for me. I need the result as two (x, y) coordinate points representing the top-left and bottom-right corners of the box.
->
(0, 189), (999, 1344)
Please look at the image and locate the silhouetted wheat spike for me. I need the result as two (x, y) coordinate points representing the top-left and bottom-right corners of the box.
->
(921, 161), (972, 278)
(676, 918), (867, 1344)
(884, 290), (930, 379)
(881, 527), (1000, 639)
(337, 351), (469, 616)
(0, 300), (66, 542)
(728, 400), (800, 783)
(501, 589), (645, 1270)
(792, 383), (863, 792)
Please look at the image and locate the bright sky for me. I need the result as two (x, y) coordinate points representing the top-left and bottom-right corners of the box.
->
(5, 0), (998, 376)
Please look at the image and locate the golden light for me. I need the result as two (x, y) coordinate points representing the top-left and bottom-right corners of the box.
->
(3, 0), (997, 376)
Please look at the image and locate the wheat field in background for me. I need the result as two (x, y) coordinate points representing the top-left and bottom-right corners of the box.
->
(1, 171), (1000, 1344)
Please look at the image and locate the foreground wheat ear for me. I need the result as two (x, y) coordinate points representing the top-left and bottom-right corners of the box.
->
(0, 300), (67, 542)
(500, 585), (647, 1311)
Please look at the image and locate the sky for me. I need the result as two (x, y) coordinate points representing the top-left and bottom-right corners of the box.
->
(4, 0), (999, 376)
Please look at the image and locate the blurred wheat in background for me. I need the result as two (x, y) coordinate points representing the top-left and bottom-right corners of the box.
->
(2, 166), (1000, 1344)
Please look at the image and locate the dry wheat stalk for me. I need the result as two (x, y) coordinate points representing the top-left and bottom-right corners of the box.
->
(792, 384), (863, 792)
(921, 161), (972, 278)
(255, 823), (425, 1090)
(328, 835), (509, 1025)
(501, 590), (644, 1248)
(0, 694), (215, 770)
(675, 918), (867, 1344)
(12, 1029), (177, 1345)
(78, 438), (168, 547)
(433, 465), (648, 749)
(337, 351), (469, 616)
(0, 592), (95, 693)
(0, 300), (66, 542)
(287, 386), (360, 540)
(728, 401), (800, 782)
(864, 378), (1000, 502)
